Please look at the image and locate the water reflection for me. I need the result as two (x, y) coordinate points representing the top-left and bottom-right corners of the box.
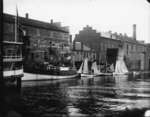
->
(22, 73), (150, 116)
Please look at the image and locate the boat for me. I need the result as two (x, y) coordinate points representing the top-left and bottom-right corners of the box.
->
(91, 61), (114, 76)
(95, 48), (129, 76)
(113, 49), (129, 75)
(91, 61), (101, 75)
(77, 58), (96, 78)
(22, 65), (79, 81)
(91, 61), (109, 76)
(22, 33), (79, 81)
(23, 50), (79, 81)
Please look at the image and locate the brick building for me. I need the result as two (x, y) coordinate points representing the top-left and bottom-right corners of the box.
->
(4, 13), (71, 71)
(74, 25), (150, 71)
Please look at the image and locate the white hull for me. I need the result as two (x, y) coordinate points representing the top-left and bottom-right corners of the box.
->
(22, 72), (78, 81)
(80, 72), (113, 78)
(81, 74), (95, 78)
(113, 72), (129, 75)
(3, 69), (23, 77)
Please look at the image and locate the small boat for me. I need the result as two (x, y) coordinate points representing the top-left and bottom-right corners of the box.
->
(78, 58), (95, 78)
(113, 49), (129, 75)
(91, 61), (102, 76)
(95, 48), (129, 76)
(91, 61), (111, 76)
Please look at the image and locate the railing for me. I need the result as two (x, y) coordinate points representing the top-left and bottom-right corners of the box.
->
(3, 40), (23, 44)
(3, 56), (23, 62)
(3, 56), (23, 59)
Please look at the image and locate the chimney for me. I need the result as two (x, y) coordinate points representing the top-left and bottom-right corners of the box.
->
(133, 24), (136, 40)
(25, 13), (29, 19)
(50, 19), (53, 24)
(69, 35), (72, 44)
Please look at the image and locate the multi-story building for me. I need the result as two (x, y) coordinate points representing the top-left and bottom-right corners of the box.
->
(3, 13), (24, 82)
(74, 25), (150, 71)
(74, 26), (121, 66)
(3, 13), (71, 77)
(4, 13), (71, 71)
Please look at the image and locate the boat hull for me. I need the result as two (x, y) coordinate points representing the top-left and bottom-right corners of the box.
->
(113, 72), (130, 75)
(80, 72), (113, 78)
(22, 72), (79, 81)
(95, 73), (113, 76)
(81, 74), (95, 78)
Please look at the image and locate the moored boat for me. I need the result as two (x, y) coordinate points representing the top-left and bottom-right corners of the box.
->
(77, 58), (95, 78)
(22, 72), (78, 81)
(113, 48), (129, 75)
(78, 58), (104, 78)
(22, 65), (78, 81)
(22, 61), (78, 81)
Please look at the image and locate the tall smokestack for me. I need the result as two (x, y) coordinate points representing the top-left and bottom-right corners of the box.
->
(69, 35), (72, 44)
(25, 13), (29, 19)
(133, 24), (136, 40)
(50, 19), (53, 24)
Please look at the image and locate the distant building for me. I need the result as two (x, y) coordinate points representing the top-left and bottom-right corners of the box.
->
(74, 25), (150, 71)
(74, 25), (121, 66)
(146, 44), (150, 70)
(72, 41), (96, 69)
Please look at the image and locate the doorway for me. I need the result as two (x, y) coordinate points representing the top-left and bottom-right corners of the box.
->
(106, 48), (118, 66)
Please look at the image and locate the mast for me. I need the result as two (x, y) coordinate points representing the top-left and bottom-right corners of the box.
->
(15, 6), (19, 42)
(0, 0), (3, 84)
(0, 0), (5, 114)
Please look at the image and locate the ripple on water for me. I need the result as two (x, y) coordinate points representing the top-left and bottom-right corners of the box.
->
(22, 74), (150, 116)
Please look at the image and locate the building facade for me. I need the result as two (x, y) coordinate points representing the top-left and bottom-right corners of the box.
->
(145, 44), (150, 70)
(72, 41), (96, 69)
(3, 13), (71, 73)
(74, 25), (150, 71)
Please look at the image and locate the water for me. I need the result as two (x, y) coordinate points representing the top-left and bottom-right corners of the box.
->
(21, 73), (150, 117)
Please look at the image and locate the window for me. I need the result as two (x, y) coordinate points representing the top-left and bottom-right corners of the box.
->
(31, 53), (34, 59)
(100, 43), (103, 51)
(127, 44), (129, 55)
(44, 52), (48, 61)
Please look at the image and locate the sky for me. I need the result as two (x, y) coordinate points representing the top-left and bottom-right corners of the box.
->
(4, 0), (150, 43)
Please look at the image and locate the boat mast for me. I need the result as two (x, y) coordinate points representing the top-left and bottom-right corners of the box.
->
(0, 0), (4, 98)
(15, 6), (18, 43)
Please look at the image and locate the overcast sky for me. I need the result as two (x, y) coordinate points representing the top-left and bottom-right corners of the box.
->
(4, 0), (150, 43)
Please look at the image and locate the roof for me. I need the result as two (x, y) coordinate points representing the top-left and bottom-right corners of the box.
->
(3, 13), (69, 33)
(76, 26), (146, 46)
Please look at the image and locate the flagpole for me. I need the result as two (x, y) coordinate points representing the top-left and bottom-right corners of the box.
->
(0, 0), (5, 115)
(15, 6), (18, 42)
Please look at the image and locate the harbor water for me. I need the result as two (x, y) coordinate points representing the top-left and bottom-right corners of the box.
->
(21, 73), (150, 117)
